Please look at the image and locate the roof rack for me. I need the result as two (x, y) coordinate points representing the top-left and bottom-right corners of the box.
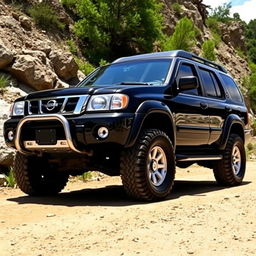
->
(173, 50), (227, 73)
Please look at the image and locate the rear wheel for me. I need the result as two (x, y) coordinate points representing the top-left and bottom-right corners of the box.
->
(13, 152), (69, 196)
(213, 133), (246, 186)
(120, 129), (175, 201)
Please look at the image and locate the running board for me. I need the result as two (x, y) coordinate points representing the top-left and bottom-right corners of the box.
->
(176, 154), (223, 162)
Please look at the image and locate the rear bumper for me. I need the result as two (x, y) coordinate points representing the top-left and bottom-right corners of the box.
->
(4, 113), (134, 154)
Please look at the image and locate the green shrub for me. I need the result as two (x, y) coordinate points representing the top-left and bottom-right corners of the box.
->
(171, 3), (183, 14)
(66, 39), (78, 55)
(206, 17), (222, 47)
(202, 40), (216, 61)
(99, 59), (109, 66)
(163, 17), (196, 51)
(247, 143), (254, 151)
(0, 74), (10, 90)
(81, 171), (93, 181)
(29, 2), (65, 31)
(4, 168), (16, 188)
(75, 57), (95, 75)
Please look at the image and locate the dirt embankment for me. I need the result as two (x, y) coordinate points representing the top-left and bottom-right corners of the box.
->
(0, 162), (256, 256)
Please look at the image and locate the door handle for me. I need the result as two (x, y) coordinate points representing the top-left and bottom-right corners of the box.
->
(200, 102), (208, 110)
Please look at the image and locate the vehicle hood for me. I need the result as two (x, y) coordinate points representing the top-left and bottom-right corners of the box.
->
(23, 85), (164, 100)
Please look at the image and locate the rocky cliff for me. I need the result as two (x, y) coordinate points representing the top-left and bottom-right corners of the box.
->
(0, 0), (252, 171)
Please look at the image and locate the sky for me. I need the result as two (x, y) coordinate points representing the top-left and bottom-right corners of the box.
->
(203, 0), (256, 23)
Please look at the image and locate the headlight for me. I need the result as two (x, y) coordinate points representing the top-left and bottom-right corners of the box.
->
(11, 101), (25, 116)
(87, 94), (128, 111)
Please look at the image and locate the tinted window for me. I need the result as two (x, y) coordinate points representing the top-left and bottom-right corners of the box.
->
(199, 68), (222, 98)
(220, 74), (243, 103)
(177, 63), (199, 95)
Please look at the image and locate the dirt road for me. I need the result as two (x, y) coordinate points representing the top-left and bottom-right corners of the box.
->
(0, 162), (256, 256)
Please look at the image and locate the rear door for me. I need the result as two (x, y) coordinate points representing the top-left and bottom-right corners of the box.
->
(197, 67), (227, 144)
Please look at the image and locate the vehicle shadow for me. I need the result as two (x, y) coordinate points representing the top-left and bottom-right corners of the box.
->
(8, 180), (250, 207)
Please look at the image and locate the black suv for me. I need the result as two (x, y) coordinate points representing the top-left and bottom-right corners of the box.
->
(4, 50), (250, 201)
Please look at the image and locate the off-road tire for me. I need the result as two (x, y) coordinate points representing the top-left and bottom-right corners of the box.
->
(213, 133), (246, 186)
(120, 129), (175, 201)
(13, 152), (69, 196)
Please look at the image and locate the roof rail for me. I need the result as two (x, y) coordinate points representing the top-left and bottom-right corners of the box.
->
(112, 50), (227, 73)
(174, 50), (227, 73)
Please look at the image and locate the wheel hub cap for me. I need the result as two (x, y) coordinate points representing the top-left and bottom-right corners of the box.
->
(148, 146), (167, 187)
(232, 145), (241, 176)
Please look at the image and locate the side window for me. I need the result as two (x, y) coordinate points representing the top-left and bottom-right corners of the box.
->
(199, 68), (222, 98)
(176, 63), (200, 96)
(220, 74), (243, 103)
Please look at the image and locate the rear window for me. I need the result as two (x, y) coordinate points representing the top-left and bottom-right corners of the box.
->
(220, 74), (243, 103)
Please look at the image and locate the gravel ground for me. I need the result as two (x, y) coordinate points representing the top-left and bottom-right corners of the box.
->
(0, 162), (256, 256)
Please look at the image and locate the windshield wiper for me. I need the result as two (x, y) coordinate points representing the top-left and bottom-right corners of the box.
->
(118, 82), (150, 85)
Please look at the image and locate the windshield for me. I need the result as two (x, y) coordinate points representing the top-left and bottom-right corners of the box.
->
(78, 59), (172, 87)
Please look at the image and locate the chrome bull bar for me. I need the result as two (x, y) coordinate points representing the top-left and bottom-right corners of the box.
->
(15, 114), (88, 155)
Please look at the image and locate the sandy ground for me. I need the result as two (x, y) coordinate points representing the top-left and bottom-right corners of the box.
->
(0, 162), (256, 256)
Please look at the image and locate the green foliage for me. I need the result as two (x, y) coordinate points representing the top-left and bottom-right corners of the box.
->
(163, 17), (196, 51)
(63, 0), (163, 64)
(171, 3), (183, 14)
(66, 39), (78, 55)
(248, 72), (256, 112)
(233, 12), (241, 21)
(246, 19), (256, 63)
(75, 57), (95, 75)
(202, 40), (216, 61)
(236, 48), (246, 59)
(99, 59), (109, 66)
(81, 171), (93, 181)
(29, 2), (65, 31)
(4, 168), (16, 188)
(0, 74), (10, 90)
(206, 17), (220, 34)
(205, 17), (222, 47)
(210, 2), (232, 23)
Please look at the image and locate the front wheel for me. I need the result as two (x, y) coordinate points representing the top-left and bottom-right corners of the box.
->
(213, 133), (246, 186)
(120, 129), (175, 201)
(13, 152), (69, 196)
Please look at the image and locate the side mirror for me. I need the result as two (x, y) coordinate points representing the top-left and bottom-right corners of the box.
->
(178, 76), (198, 92)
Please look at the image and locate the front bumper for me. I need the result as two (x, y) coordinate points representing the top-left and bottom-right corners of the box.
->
(4, 113), (134, 154)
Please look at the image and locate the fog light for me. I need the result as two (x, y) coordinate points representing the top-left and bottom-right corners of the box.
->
(7, 130), (14, 142)
(98, 127), (109, 139)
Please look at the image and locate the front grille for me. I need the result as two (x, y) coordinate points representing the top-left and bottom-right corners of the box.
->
(27, 95), (88, 115)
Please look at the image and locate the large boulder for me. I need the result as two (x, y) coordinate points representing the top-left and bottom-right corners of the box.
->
(0, 99), (14, 171)
(0, 41), (14, 69)
(9, 55), (57, 90)
(220, 21), (246, 52)
(49, 50), (79, 81)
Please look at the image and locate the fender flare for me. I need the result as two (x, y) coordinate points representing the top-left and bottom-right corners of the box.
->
(219, 114), (245, 150)
(125, 100), (176, 148)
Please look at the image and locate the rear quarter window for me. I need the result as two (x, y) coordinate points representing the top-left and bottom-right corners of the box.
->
(219, 74), (243, 103)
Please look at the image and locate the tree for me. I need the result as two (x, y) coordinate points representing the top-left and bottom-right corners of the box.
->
(211, 2), (232, 23)
(246, 19), (256, 63)
(163, 17), (196, 51)
(62, 0), (163, 64)
(202, 40), (216, 61)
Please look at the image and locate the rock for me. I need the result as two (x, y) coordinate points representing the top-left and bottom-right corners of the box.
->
(0, 174), (6, 186)
(19, 16), (32, 31)
(220, 21), (246, 52)
(31, 40), (52, 56)
(55, 79), (69, 89)
(9, 55), (57, 90)
(49, 50), (78, 81)
(0, 41), (14, 69)
(22, 49), (47, 64)
(0, 99), (15, 170)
